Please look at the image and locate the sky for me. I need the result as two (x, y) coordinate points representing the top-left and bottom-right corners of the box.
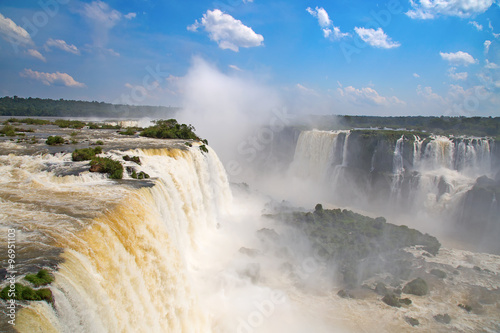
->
(0, 0), (499, 116)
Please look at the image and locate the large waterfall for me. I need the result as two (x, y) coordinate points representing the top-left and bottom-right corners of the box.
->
(289, 129), (499, 251)
(0, 146), (231, 332)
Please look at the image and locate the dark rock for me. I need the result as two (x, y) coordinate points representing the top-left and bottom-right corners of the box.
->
(403, 278), (428, 296)
(434, 313), (451, 324)
(430, 268), (447, 279)
(404, 316), (419, 326)
(337, 289), (353, 299)
(375, 282), (388, 296)
(382, 293), (401, 307)
(400, 298), (412, 305)
(0, 268), (7, 280)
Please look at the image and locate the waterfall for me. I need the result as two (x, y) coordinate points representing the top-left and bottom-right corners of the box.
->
(3, 146), (232, 333)
(412, 135), (423, 169)
(390, 135), (405, 200)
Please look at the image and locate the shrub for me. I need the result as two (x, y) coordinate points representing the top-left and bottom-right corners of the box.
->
(24, 269), (54, 287)
(95, 140), (104, 145)
(0, 124), (16, 136)
(46, 135), (65, 145)
(0, 283), (53, 303)
(140, 119), (199, 140)
(403, 278), (428, 296)
(72, 147), (102, 161)
(54, 119), (85, 129)
(118, 128), (136, 136)
(90, 157), (123, 179)
(199, 145), (209, 154)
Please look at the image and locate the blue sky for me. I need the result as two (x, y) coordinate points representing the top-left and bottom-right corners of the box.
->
(0, 0), (499, 116)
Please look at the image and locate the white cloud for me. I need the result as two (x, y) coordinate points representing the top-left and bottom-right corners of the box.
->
(20, 69), (85, 87)
(413, 73), (420, 78)
(0, 13), (33, 46)
(26, 49), (46, 62)
(354, 27), (400, 49)
(306, 7), (349, 40)
(243, 0), (254, 3)
(80, 1), (123, 48)
(337, 84), (405, 107)
(417, 85), (446, 104)
(485, 59), (499, 69)
(439, 51), (477, 66)
(295, 83), (319, 96)
(484, 40), (491, 53)
(124, 12), (136, 20)
(188, 9), (263, 52)
(448, 67), (468, 80)
(469, 21), (483, 31)
(228, 64), (243, 71)
(406, 0), (495, 19)
(44, 38), (80, 55)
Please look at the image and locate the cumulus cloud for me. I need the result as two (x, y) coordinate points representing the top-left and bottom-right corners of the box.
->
(188, 9), (264, 52)
(354, 27), (400, 49)
(406, 0), (495, 19)
(440, 51), (477, 66)
(337, 84), (405, 107)
(413, 73), (420, 78)
(469, 21), (483, 31)
(124, 12), (136, 19)
(417, 85), (446, 104)
(20, 69), (85, 87)
(485, 59), (499, 69)
(44, 38), (80, 55)
(448, 67), (468, 80)
(484, 40), (491, 54)
(0, 13), (33, 47)
(25, 49), (46, 62)
(306, 7), (349, 40)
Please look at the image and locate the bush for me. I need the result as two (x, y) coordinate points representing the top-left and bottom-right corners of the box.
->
(118, 128), (136, 136)
(403, 278), (428, 296)
(140, 119), (200, 140)
(131, 170), (150, 179)
(199, 145), (209, 154)
(72, 147), (102, 161)
(0, 283), (53, 303)
(90, 157), (123, 179)
(0, 124), (16, 136)
(24, 269), (54, 287)
(94, 140), (104, 145)
(46, 135), (65, 145)
(54, 119), (86, 129)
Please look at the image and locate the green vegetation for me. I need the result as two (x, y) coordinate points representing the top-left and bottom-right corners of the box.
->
(118, 128), (137, 136)
(54, 119), (86, 129)
(24, 269), (54, 287)
(402, 278), (429, 296)
(123, 155), (141, 165)
(90, 157), (123, 179)
(94, 140), (104, 145)
(268, 206), (440, 288)
(199, 144), (209, 154)
(6, 117), (51, 125)
(130, 170), (150, 179)
(307, 115), (500, 138)
(140, 119), (200, 140)
(46, 135), (65, 145)
(0, 124), (16, 136)
(72, 147), (102, 161)
(0, 283), (53, 303)
(0, 96), (178, 117)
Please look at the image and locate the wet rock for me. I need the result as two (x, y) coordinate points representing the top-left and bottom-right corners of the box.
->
(375, 282), (388, 296)
(430, 268), (447, 279)
(0, 268), (7, 280)
(337, 289), (353, 299)
(404, 316), (419, 326)
(382, 293), (401, 307)
(403, 278), (428, 296)
(434, 313), (451, 324)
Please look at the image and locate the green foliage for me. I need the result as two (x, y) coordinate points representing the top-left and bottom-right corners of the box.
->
(46, 135), (65, 145)
(72, 147), (102, 161)
(0, 96), (178, 118)
(94, 140), (104, 145)
(403, 278), (428, 296)
(140, 119), (200, 140)
(54, 119), (86, 129)
(130, 170), (150, 179)
(90, 157), (123, 179)
(6, 117), (51, 125)
(0, 124), (16, 136)
(268, 206), (441, 288)
(0, 283), (53, 303)
(24, 269), (54, 287)
(118, 128), (137, 136)
(199, 145), (209, 154)
(123, 155), (141, 165)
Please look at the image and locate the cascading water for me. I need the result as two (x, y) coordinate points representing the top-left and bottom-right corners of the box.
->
(390, 135), (405, 200)
(0, 145), (232, 333)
